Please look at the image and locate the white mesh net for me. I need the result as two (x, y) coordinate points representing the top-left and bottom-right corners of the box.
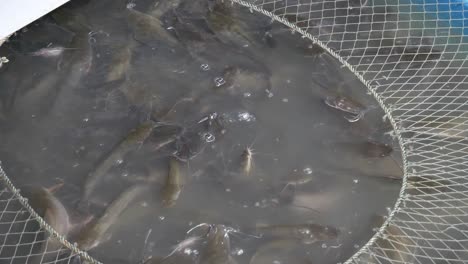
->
(0, 167), (98, 264)
(226, 0), (468, 263)
(1, 0), (468, 263)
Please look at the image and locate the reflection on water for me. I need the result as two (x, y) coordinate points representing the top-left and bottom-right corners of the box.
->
(0, 0), (402, 263)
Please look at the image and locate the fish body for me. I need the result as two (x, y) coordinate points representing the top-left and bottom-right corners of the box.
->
(362, 140), (393, 158)
(373, 215), (415, 263)
(240, 147), (253, 176)
(106, 44), (133, 82)
(278, 183), (296, 205)
(407, 175), (452, 195)
(407, 115), (468, 139)
(282, 171), (314, 186)
(215, 66), (272, 98)
(75, 184), (146, 251)
(255, 223), (339, 244)
(127, 8), (179, 47)
(324, 95), (366, 122)
(200, 225), (237, 264)
(174, 130), (206, 161)
(81, 121), (155, 204)
(206, 0), (258, 47)
(161, 157), (184, 207)
(150, 0), (182, 19)
(21, 186), (70, 261)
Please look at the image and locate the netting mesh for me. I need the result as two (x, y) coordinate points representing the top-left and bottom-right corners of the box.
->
(0, 167), (98, 264)
(1, 0), (468, 263)
(226, 0), (468, 263)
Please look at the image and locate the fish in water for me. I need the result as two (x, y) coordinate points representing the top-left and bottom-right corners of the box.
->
(174, 130), (206, 161)
(361, 140), (393, 158)
(106, 44), (134, 82)
(161, 157), (185, 207)
(166, 236), (202, 258)
(200, 224), (238, 264)
(143, 235), (201, 264)
(240, 147), (253, 176)
(282, 170), (314, 186)
(278, 183), (296, 205)
(370, 215), (416, 263)
(214, 65), (272, 99)
(407, 175), (452, 195)
(324, 95), (367, 122)
(149, 0), (183, 19)
(205, 0), (255, 47)
(74, 184), (147, 251)
(81, 121), (156, 206)
(126, 7), (179, 48)
(21, 184), (70, 259)
(254, 223), (339, 244)
(277, 170), (315, 205)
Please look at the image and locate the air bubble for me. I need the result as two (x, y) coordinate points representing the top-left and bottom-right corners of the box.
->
(237, 111), (256, 122)
(243, 92), (251, 97)
(0, 57), (9, 68)
(232, 248), (244, 256)
(200, 64), (210, 71)
(214, 77), (226, 87)
(353, 179), (359, 184)
(202, 133), (215, 143)
(303, 167), (313, 175)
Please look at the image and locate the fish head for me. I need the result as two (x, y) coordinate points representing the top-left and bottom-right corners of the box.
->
(324, 96), (365, 115)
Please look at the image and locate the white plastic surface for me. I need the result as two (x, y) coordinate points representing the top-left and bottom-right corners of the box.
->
(0, 0), (69, 40)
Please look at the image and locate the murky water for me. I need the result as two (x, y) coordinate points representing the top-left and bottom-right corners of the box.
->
(0, 0), (402, 263)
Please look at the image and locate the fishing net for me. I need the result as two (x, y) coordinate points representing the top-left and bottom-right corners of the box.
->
(1, 0), (468, 263)
(224, 0), (468, 263)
